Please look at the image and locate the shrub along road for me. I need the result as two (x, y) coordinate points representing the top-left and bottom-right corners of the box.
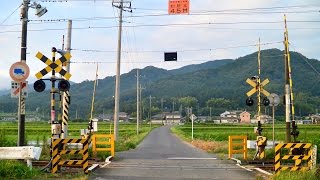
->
(90, 126), (256, 180)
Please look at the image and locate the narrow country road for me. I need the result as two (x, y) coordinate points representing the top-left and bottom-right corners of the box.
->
(90, 126), (256, 180)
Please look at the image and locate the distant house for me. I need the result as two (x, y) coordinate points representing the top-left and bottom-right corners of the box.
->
(119, 112), (129, 122)
(310, 115), (320, 124)
(151, 114), (165, 124)
(219, 110), (244, 123)
(220, 111), (231, 118)
(240, 111), (251, 123)
(251, 114), (272, 124)
(164, 112), (181, 125)
(296, 120), (312, 125)
(197, 116), (208, 122)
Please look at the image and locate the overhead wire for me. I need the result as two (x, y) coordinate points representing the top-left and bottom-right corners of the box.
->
(1, 20), (320, 34)
(1, 3), (319, 27)
(69, 41), (284, 64)
(0, 4), (22, 26)
(289, 43), (320, 77)
(71, 41), (283, 53)
(132, 3), (320, 12)
(69, 54), (285, 64)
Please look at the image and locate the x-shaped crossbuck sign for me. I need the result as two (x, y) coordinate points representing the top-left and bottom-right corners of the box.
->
(35, 52), (72, 80)
(246, 78), (270, 97)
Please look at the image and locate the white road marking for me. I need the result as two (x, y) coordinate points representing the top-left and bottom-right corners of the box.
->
(254, 168), (273, 176)
(236, 164), (253, 172)
(167, 157), (217, 160)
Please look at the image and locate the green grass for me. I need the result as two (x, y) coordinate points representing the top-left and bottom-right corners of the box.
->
(0, 160), (41, 179)
(0, 121), (160, 178)
(172, 123), (320, 179)
(273, 170), (319, 180)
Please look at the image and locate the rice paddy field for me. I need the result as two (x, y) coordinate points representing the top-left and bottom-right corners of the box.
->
(171, 123), (320, 162)
(0, 121), (159, 153)
(172, 123), (320, 144)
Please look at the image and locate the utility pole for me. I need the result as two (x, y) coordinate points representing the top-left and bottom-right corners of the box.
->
(113, 0), (124, 141)
(112, 0), (132, 141)
(172, 101), (175, 112)
(136, 69), (139, 135)
(284, 15), (291, 143)
(18, 0), (29, 146)
(161, 98), (165, 113)
(257, 38), (262, 135)
(139, 84), (143, 123)
(149, 95), (152, 120)
(284, 15), (298, 142)
(61, 20), (72, 139)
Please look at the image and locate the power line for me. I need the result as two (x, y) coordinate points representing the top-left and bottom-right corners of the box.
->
(71, 41), (282, 53)
(132, 3), (320, 12)
(1, 5), (319, 27)
(69, 54), (285, 64)
(0, 4), (22, 26)
(289, 43), (320, 77)
(1, 20), (320, 34)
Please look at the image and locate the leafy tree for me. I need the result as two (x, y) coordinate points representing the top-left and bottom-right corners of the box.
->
(178, 96), (198, 108)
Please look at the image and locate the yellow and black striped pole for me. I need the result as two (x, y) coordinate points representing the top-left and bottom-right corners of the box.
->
(51, 138), (60, 173)
(61, 91), (70, 138)
(82, 138), (89, 174)
(51, 47), (57, 125)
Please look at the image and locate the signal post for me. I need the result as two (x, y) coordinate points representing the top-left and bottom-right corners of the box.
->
(245, 39), (270, 160)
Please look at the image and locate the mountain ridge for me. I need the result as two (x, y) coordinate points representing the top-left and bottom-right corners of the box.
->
(0, 48), (319, 119)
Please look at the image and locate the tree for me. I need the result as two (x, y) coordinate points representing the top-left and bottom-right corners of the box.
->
(178, 96), (198, 108)
(206, 98), (233, 115)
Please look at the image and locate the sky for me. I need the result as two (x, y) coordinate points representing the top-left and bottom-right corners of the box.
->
(0, 0), (319, 89)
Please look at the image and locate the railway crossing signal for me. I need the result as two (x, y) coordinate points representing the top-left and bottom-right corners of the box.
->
(246, 97), (254, 106)
(35, 51), (72, 80)
(246, 78), (270, 97)
(245, 76), (270, 106)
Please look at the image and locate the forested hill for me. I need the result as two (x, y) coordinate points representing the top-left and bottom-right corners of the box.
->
(1, 48), (320, 119)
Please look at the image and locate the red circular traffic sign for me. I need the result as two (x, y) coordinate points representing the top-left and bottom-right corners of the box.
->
(9, 62), (30, 82)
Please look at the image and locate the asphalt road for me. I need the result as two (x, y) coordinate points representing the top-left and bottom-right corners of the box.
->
(90, 126), (256, 180)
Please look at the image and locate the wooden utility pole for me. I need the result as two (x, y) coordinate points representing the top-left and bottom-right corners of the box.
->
(18, 0), (29, 146)
(136, 69), (139, 135)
